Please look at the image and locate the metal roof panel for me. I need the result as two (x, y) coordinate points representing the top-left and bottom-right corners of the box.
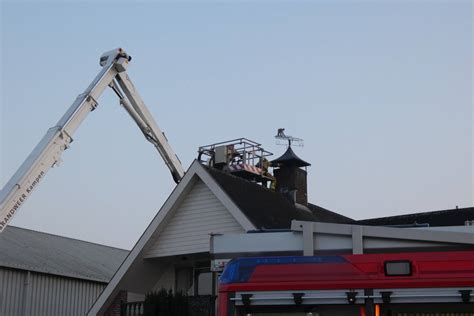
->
(0, 226), (128, 282)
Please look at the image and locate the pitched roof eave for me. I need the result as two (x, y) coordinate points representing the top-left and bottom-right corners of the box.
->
(87, 160), (255, 316)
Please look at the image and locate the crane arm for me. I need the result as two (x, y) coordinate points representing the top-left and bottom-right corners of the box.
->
(0, 48), (184, 232)
(111, 72), (184, 184)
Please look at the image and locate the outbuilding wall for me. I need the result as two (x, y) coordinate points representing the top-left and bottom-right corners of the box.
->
(0, 267), (105, 316)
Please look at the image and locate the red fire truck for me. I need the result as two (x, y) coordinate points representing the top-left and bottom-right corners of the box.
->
(218, 251), (474, 316)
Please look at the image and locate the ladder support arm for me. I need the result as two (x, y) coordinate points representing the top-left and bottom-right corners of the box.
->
(114, 72), (185, 184)
(0, 48), (183, 232)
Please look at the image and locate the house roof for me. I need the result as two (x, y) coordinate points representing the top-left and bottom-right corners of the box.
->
(204, 165), (353, 229)
(87, 160), (471, 315)
(358, 207), (474, 227)
(0, 226), (128, 283)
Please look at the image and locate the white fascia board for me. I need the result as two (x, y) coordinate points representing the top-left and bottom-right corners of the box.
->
(291, 221), (474, 245)
(88, 161), (255, 315)
(88, 163), (198, 315)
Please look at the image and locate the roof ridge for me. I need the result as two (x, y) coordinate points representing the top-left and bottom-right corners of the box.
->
(360, 206), (474, 221)
(202, 164), (283, 196)
(308, 203), (354, 221)
(6, 225), (129, 252)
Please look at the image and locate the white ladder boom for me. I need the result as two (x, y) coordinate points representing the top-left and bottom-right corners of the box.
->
(0, 48), (185, 232)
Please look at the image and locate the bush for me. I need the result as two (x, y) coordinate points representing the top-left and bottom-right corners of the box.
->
(144, 289), (189, 316)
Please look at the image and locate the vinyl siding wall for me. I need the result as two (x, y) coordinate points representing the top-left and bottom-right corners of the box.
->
(0, 267), (105, 316)
(146, 180), (245, 258)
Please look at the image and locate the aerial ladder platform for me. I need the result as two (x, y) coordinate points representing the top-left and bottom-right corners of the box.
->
(0, 48), (185, 232)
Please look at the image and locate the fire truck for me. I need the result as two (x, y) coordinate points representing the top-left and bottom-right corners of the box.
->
(212, 220), (474, 316)
(218, 251), (474, 316)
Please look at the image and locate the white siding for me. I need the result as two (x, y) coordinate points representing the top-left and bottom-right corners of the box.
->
(0, 268), (105, 316)
(146, 180), (245, 258)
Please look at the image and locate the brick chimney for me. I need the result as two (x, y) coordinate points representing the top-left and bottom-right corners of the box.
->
(271, 146), (311, 205)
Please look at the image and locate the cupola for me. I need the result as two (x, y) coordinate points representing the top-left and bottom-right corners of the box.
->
(271, 129), (311, 206)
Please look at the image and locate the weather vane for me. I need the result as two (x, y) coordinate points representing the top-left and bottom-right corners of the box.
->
(274, 128), (304, 147)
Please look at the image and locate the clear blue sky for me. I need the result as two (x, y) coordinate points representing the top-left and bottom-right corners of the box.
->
(1, 1), (472, 249)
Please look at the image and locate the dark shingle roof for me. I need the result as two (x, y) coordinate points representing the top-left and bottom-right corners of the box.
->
(358, 207), (474, 227)
(271, 146), (311, 167)
(204, 166), (353, 229)
(307, 203), (354, 224)
(0, 226), (128, 282)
